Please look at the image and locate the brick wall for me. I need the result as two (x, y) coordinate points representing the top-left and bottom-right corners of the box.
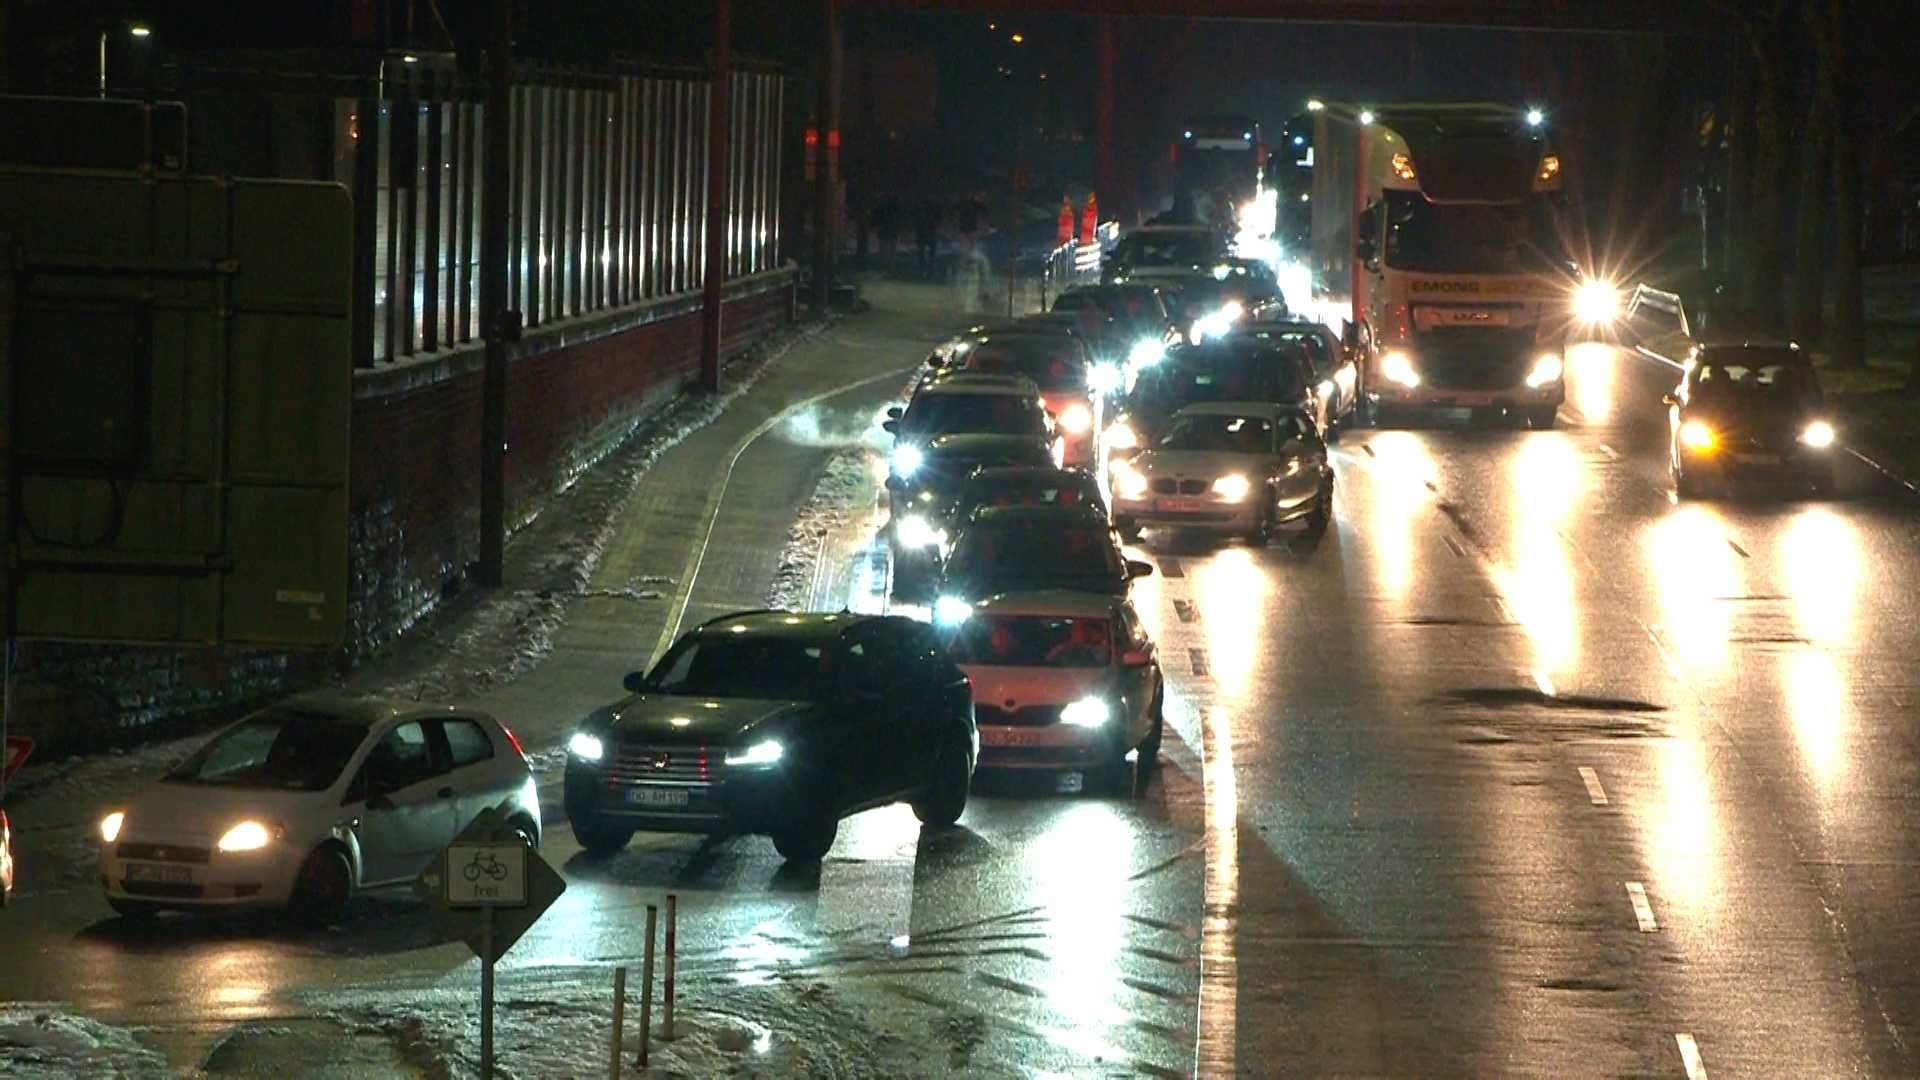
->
(10, 270), (794, 757)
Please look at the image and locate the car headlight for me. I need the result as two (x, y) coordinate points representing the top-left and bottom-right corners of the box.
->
(1060, 697), (1111, 728)
(216, 821), (275, 853)
(724, 739), (784, 767)
(1211, 473), (1252, 501)
(1105, 419), (1139, 451)
(891, 444), (924, 477)
(1679, 419), (1716, 451)
(1059, 402), (1094, 434)
(1799, 420), (1836, 449)
(1381, 349), (1420, 388)
(1525, 352), (1564, 389)
(1220, 300), (1244, 322)
(1573, 278), (1622, 325)
(1128, 339), (1166, 369)
(567, 731), (605, 762)
(1087, 362), (1124, 394)
(895, 513), (944, 549)
(99, 811), (125, 844)
(933, 595), (974, 627)
(1113, 462), (1150, 500)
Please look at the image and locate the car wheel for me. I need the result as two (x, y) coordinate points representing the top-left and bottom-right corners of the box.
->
(288, 846), (352, 927)
(572, 820), (633, 858)
(107, 896), (159, 919)
(508, 814), (540, 849)
(1302, 482), (1333, 538)
(1138, 693), (1165, 766)
(772, 813), (839, 863)
(1528, 405), (1558, 430)
(912, 737), (972, 828)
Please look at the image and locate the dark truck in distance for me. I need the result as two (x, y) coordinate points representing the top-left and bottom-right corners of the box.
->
(563, 611), (977, 863)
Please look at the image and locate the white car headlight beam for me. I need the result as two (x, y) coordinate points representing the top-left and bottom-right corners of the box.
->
(1061, 697), (1111, 728)
(568, 731), (605, 761)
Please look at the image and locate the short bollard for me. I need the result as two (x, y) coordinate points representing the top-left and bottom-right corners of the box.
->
(663, 894), (679, 1040)
(637, 904), (657, 1069)
(607, 966), (626, 1080)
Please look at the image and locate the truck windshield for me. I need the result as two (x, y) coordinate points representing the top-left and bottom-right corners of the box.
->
(1382, 191), (1562, 274)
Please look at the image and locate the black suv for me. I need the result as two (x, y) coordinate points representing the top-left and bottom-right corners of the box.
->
(564, 611), (977, 862)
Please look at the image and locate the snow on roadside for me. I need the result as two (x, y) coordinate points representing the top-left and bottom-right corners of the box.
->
(764, 450), (877, 612)
(0, 1006), (169, 1078)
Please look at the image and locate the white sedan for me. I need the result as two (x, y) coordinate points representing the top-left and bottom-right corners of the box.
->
(99, 695), (540, 924)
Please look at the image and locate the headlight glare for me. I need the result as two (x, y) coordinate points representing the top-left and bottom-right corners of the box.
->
(216, 821), (274, 853)
(724, 740), (784, 767)
(1799, 420), (1836, 449)
(1381, 350), (1420, 388)
(1525, 352), (1564, 389)
(1679, 419), (1716, 451)
(100, 811), (125, 844)
(933, 595), (974, 627)
(895, 514), (944, 549)
(1573, 278), (1622, 325)
(1087, 362), (1124, 394)
(891, 444), (924, 477)
(1211, 473), (1252, 501)
(1127, 340), (1166, 369)
(1113, 463), (1150, 500)
(1061, 697), (1111, 728)
(1059, 403), (1094, 434)
(567, 731), (605, 761)
(1105, 420), (1139, 451)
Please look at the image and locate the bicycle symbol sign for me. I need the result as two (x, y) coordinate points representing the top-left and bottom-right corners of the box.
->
(444, 842), (528, 907)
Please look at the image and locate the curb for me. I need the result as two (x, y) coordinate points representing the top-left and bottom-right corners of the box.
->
(1628, 337), (1920, 498)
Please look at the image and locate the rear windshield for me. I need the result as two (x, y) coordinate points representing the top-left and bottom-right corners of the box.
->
(1692, 361), (1815, 400)
(964, 339), (1088, 391)
(166, 711), (368, 791)
(902, 392), (1045, 437)
(962, 475), (1102, 513)
(649, 635), (825, 700)
(1139, 348), (1302, 410)
(948, 518), (1122, 581)
(1114, 232), (1216, 268)
(950, 614), (1114, 668)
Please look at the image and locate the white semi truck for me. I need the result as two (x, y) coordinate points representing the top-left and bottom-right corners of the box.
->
(1307, 102), (1611, 428)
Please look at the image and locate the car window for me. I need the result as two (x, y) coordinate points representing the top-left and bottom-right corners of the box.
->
(364, 721), (436, 793)
(165, 710), (368, 792)
(947, 517), (1124, 581)
(1161, 413), (1275, 453)
(841, 634), (903, 699)
(649, 634), (827, 699)
(902, 392), (1045, 437)
(442, 719), (495, 768)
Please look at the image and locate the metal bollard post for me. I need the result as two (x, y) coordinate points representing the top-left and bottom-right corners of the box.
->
(607, 966), (626, 1080)
(662, 893), (678, 1040)
(637, 905), (657, 1069)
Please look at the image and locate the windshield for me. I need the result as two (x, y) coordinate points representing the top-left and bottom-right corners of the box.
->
(965, 339), (1089, 391)
(902, 393), (1046, 437)
(648, 635), (826, 699)
(1382, 190), (1564, 274)
(948, 518), (1122, 582)
(1113, 232), (1217, 270)
(166, 711), (368, 791)
(951, 614), (1114, 668)
(1056, 288), (1166, 330)
(1691, 361), (1818, 407)
(1138, 348), (1301, 413)
(1161, 413), (1275, 453)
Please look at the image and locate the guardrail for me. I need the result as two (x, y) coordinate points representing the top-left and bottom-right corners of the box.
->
(1624, 282), (1690, 339)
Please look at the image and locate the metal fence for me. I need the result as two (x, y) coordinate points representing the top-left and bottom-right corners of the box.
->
(344, 62), (786, 367)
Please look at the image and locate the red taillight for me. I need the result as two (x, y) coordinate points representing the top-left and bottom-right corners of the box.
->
(500, 724), (527, 760)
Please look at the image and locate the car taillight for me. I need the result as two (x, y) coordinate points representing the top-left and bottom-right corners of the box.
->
(500, 724), (527, 760)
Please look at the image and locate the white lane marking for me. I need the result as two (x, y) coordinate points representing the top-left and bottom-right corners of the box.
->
(1626, 882), (1659, 932)
(1195, 706), (1238, 1076)
(1577, 766), (1609, 806)
(1532, 669), (1557, 698)
(1597, 442), (1620, 461)
(1675, 1033), (1707, 1079)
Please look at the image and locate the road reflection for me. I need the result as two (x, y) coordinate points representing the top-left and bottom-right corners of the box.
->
(1648, 731), (1723, 922)
(1647, 504), (1741, 675)
(1191, 548), (1269, 700)
(1025, 801), (1133, 1037)
(1491, 436), (1581, 683)
(1197, 706), (1238, 1074)
(1565, 342), (1618, 424)
(1779, 507), (1863, 798)
(1358, 431), (1438, 606)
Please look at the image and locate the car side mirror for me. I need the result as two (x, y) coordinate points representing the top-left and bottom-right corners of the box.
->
(1125, 559), (1154, 580)
(1121, 647), (1152, 668)
(927, 355), (943, 368)
(1355, 237), (1377, 264)
(623, 670), (649, 694)
(886, 406), (904, 420)
(882, 419), (899, 434)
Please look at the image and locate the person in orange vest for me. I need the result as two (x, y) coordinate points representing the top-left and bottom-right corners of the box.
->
(1081, 194), (1099, 243)
(1058, 197), (1075, 247)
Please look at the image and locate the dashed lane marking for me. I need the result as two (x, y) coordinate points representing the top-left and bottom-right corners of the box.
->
(1675, 1033), (1708, 1079)
(1726, 538), (1749, 559)
(1159, 557), (1186, 578)
(1361, 443), (1376, 457)
(1188, 649), (1210, 677)
(1577, 766), (1609, 806)
(1626, 882), (1659, 932)
(1172, 599), (1199, 623)
(1443, 536), (1467, 559)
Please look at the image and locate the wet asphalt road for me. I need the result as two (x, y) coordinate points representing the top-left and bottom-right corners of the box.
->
(4, 314), (1920, 1077)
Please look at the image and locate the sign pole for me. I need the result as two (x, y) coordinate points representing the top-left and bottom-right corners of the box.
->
(480, 906), (495, 1078)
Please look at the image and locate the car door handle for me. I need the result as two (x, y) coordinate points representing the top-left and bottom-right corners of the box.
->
(437, 786), (455, 799)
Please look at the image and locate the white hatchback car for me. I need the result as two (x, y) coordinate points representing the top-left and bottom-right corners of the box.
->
(945, 590), (1165, 791)
(99, 695), (540, 924)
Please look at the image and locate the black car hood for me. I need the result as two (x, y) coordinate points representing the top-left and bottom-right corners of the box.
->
(605, 695), (812, 743)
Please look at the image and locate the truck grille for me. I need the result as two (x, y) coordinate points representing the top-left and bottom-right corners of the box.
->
(604, 743), (713, 786)
(975, 704), (1066, 728)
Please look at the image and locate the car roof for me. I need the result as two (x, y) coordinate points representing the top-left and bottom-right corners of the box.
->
(920, 371), (1043, 395)
(966, 502), (1111, 525)
(971, 590), (1122, 619)
(1171, 400), (1299, 420)
(1692, 341), (1809, 363)
(965, 464), (1097, 483)
(1131, 224), (1214, 235)
(693, 609), (872, 642)
(274, 692), (478, 727)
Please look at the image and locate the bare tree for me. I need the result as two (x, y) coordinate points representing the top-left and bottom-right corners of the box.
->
(1789, 13), (1832, 345)
(1808, 0), (1865, 367)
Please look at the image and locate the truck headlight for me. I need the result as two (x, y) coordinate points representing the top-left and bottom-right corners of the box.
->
(895, 514), (944, 549)
(1799, 420), (1836, 449)
(1525, 352), (1564, 389)
(1211, 473), (1251, 502)
(567, 731), (605, 761)
(1381, 350), (1421, 388)
(1061, 697), (1111, 728)
(1573, 278), (1622, 325)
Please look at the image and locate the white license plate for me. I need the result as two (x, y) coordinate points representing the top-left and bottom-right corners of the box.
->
(985, 727), (1048, 746)
(127, 863), (194, 885)
(625, 786), (690, 808)
(1157, 497), (1207, 513)
(1733, 453), (1780, 465)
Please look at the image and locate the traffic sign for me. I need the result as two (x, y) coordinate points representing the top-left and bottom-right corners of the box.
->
(415, 805), (565, 964)
(3, 737), (32, 783)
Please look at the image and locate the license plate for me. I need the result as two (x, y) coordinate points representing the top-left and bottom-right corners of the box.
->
(1157, 497), (1207, 513)
(624, 786), (690, 808)
(1733, 453), (1780, 465)
(985, 727), (1047, 746)
(1056, 772), (1085, 794)
(127, 863), (194, 885)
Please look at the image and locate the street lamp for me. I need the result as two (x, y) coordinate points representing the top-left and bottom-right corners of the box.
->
(1525, 107), (1546, 128)
(99, 23), (154, 97)
(1358, 109), (1375, 125)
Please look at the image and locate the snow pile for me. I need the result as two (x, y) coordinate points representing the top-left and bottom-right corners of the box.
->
(0, 1006), (169, 1078)
(765, 450), (879, 612)
(358, 319), (829, 708)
